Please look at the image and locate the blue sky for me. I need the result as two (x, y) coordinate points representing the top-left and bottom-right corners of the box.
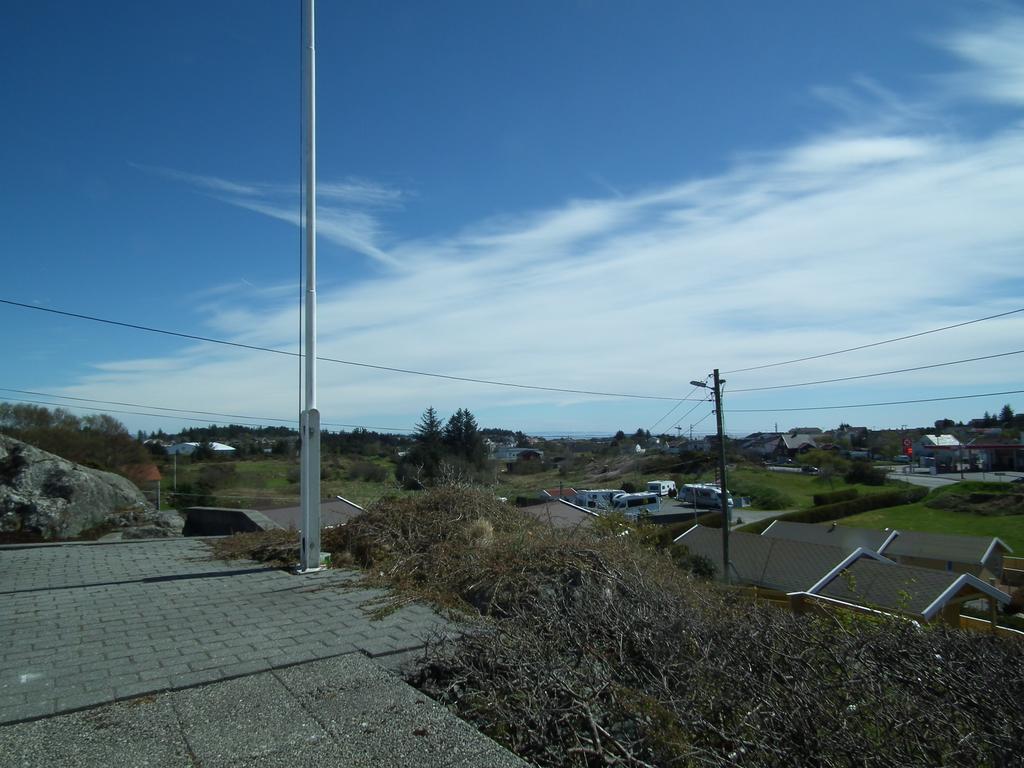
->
(2, 1), (1023, 437)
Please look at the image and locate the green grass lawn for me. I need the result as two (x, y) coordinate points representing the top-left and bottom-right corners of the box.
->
(727, 468), (899, 511)
(839, 502), (1024, 552)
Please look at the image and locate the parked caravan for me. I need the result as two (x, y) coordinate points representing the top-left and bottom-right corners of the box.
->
(678, 483), (734, 509)
(572, 489), (626, 510)
(646, 480), (677, 497)
(610, 492), (662, 520)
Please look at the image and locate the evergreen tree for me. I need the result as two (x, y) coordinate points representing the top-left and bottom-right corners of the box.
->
(443, 408), (486, 467)
(1000, 404), (1015, 425)
(415, 406), (443, 446)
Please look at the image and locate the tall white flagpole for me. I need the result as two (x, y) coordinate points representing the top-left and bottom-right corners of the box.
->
(299, 0), (322, 573)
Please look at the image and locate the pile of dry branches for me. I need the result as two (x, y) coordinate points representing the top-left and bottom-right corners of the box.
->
(328, 488), (1024, 766)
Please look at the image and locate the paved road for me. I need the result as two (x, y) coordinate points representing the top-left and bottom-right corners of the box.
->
(0, 538), (448, 725)
(887, 469), (1024, 489)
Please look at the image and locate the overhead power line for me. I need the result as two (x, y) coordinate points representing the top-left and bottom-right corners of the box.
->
(729, 389), (1024, 413)
(0, 394), (416, 433)
(689, 409), (715, 430)
(729, 349), (1024, 393)
(648, 385), (701, 432)
(666, 395), (713, 433)
(723, 307), (1024, 374)
(0, 299), (696, 403)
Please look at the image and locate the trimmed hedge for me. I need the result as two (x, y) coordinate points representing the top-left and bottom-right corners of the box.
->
(735, 485), (929, 535)
(794, 486), (927, 524)
(812, 488), (859, 507)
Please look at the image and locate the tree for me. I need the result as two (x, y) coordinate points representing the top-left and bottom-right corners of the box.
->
(443, 408), (486, 468)
(798, 449), (850, 489)
(415, 406), (443, 447)
(1000, 404), (1015, 425)
(399, 406), (446, 488)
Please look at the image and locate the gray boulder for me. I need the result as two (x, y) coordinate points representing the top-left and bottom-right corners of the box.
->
(0, 434), (182, 539)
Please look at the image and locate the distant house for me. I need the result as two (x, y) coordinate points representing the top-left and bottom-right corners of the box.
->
(778, 433), (818, 458)
(675, 525), (1009, 625)
(492, 446), (543, 462)
(166, 442), (237, 456)
(762, 520), (896, 553)
(882, 530), (1011, 580)
(740, 432), (783, 459)
(761, 520), (1012, 581)
(518, 499), (598, 530)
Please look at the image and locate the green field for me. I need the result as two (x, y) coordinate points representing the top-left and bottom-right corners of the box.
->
(157, 455), (408, 509)
(154, 456), (916, 513)
(838, 482), (1024, 551)
(727, 467), (900, 511)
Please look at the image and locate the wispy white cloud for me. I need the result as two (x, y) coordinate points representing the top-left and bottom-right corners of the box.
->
(941, 15), (1024, 105)
(133, 164), (403, 267)
(77, 12), (1024, 434)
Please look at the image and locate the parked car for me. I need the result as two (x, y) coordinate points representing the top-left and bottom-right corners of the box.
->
(801, 465), (819, 474)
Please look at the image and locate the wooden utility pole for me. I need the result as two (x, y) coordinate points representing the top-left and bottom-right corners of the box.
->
(689, 371), (731, 583)
(712, 369), (730, 583)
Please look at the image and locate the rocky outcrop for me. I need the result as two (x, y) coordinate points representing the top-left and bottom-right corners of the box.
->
(0, 434), (183, 539)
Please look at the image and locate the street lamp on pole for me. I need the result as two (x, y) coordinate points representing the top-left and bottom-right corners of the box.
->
(690, 370), (731, 584)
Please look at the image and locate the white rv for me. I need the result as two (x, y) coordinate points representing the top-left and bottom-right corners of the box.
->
(610, 492), (662, 520)
(572, 489), (626, 510)
(646, 480), (676, 497)
(678, 483), (734, 509)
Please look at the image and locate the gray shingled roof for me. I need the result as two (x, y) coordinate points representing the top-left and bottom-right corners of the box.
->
(812, 558), (1009, 619)
(762, 520), (893, 553)
(881, 530), (1012, 565)
(813, 558), (961, 615)
(676, 526), (852, 593)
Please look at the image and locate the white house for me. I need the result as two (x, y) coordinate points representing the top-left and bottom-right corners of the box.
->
(166, 442), (237, 455)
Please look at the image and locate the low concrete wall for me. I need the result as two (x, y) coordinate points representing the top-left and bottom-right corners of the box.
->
(182, 507), (283, 536)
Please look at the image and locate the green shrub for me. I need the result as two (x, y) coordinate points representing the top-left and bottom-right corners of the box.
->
(735, 486), (927, 534)
(749, 487), (795, 510)
(813, 488), (859, 506)
(348, 460), (389, 483)
(844, 461), (887, 486)
(792, 486), (927, 523)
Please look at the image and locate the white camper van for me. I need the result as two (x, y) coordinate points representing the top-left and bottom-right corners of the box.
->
(646, 480), (677, 497)
(572, 489), (626, 510)
(610, 492), (662, 520)
(678, 483), (734, 509)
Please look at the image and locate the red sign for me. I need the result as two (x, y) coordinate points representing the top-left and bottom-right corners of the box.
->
(902, 438), (913, 457)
